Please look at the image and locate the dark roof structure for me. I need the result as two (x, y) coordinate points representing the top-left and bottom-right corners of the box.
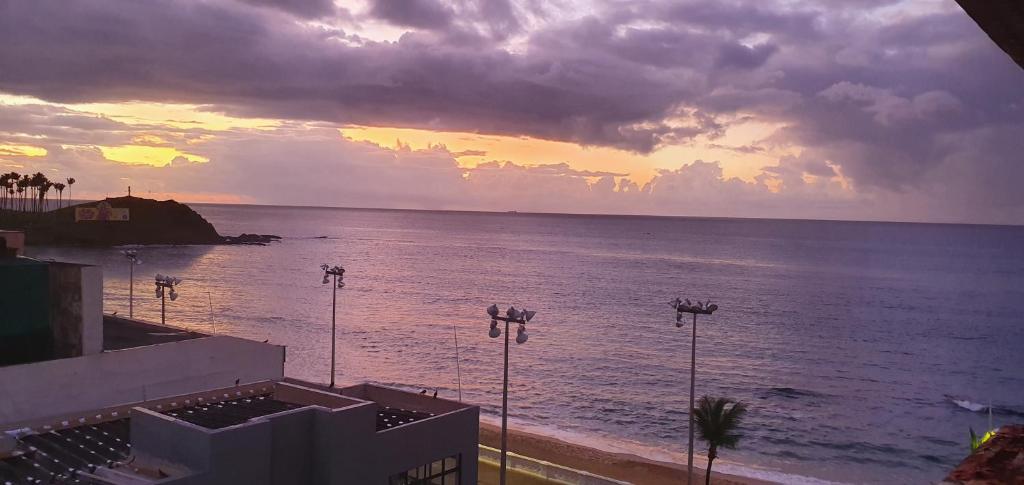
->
(376, 406), (435, 431)
(956, 1), (1024, 70)
(159, 391), (435, 431)
(1, 419), (130, 485)
(161, 394), (301, 430)
(102, 315), (204, 351)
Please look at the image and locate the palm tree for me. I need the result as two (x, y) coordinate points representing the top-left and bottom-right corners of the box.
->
(15, 183), (26, 212)
(54, 182), (66, 208)
(66, 177), (76, 207)
(40, 181), (53, 212)
(28, 174), (37, 211)
(23, 174), (33, 211)
(693, 396), (747, 485)
(0, 173), (8, 210)
(29, 172), (47, 212)
(5, 172), (20, 211)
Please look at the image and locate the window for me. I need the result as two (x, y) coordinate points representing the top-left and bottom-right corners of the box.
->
(389, 454), (460, 485)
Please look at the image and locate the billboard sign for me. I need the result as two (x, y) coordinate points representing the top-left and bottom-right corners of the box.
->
(75, 202), (129, 222)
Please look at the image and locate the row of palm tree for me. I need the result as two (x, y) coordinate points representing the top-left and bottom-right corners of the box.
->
(0, 171), (75, 212)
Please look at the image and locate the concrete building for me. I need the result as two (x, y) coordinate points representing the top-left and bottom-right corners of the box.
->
(0, 230), (102, 366)
(0, 231), (479, 484)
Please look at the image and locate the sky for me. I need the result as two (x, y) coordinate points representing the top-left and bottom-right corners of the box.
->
(0, 0), (1022, 224)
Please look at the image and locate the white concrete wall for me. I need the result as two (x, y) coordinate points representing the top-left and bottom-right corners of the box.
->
(0, 336), (285, 427)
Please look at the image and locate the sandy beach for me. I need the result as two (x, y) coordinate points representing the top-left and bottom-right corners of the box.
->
(480, 423), (772, 485)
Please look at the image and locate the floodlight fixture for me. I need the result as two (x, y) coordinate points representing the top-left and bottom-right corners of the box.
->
(155, 274), (182, 325)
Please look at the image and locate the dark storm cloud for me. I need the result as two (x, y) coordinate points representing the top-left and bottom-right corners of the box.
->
(0, 0), (706, 153)
(1, 0), (1023, 220)
(657, 0), (823, 40)
(236, 0), (339, 18)
(674, 4), (1024, 202)
(467, 0), (523, 38)
(759, 10), (1024, 194)
(369, 0), (455, 29)
(715, 42), (778, 69)
(367, 0), (526, 39)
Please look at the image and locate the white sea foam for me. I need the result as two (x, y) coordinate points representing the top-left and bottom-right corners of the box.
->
(946, 394), (988, 412)
(953, 399), (986, 412)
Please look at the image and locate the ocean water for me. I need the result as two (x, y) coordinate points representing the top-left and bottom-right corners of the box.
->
(25, 205), (1024, 484)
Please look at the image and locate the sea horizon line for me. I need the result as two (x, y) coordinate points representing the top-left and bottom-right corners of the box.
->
(176, 199), (1024, 229)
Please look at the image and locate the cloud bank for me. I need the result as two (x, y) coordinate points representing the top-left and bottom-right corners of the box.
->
(0, 0), (1022, 223)
(0, 103), (1003, 224)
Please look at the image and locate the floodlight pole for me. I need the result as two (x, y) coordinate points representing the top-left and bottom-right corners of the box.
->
(331, 271), (338, 388)
(124, 250), (139, 319)
(453, 324), (463, 402)
(129, 259), (135, 319)
(321, 264), (345, 388)
(687, 311), (697, 485)
(487, 307), (534, 485)
(500, 316), (510, 485)
(670, 299), (717, 485)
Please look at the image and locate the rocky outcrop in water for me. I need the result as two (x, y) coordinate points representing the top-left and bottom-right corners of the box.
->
(221, 233), (282, 246)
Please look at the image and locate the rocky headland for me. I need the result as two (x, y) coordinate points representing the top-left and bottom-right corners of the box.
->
(0, 197), (280, 246)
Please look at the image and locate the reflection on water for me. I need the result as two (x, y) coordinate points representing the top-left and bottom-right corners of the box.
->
(26, 205), (1024, 484)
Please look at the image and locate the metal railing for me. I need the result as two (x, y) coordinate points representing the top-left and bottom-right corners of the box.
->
(479, 445), (631, 485)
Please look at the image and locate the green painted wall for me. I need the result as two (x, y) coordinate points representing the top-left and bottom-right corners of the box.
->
(0, 258), (52, 365)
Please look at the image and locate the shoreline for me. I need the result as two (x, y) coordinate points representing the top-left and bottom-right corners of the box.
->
(479, 422), (774, 485)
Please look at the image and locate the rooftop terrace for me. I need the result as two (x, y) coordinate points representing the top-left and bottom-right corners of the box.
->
(1, 419), (131, 485)
(102, 315), (204, 351)
(1, 380), (475, 484)
(162, 394), (301, 430)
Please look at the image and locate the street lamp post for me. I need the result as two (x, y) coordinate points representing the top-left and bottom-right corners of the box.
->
(122, 249), (140, 319)
(321, 264), (345, 388)
(453, 323), (463, 402)
(154, 274), (181, 325)
(486, 304), (536, 485)
(670, 297), (719, 485)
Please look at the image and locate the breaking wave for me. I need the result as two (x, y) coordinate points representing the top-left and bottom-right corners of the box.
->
(946, 395), (1024, 417)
